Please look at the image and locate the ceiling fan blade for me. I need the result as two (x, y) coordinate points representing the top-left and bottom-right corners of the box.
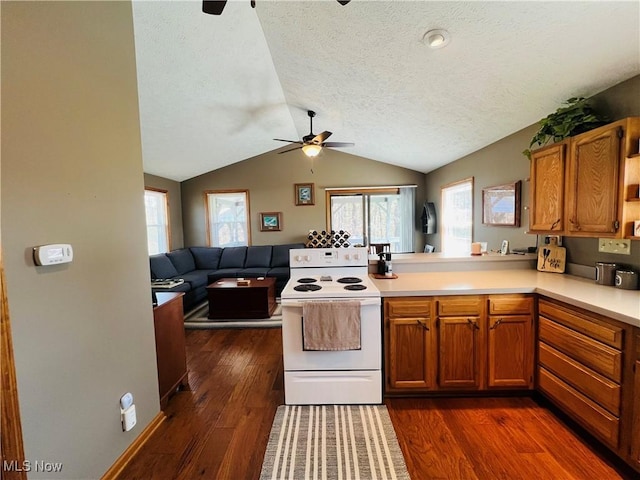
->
(202, 1), (227, 15)
(337, 0), (351, 5)
(273, 138), (303, 144)
(322, 142), (355, 148)
(312, 131), (332, 144)
(278, 146), (303, 154)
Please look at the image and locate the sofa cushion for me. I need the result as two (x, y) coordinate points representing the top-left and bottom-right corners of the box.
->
(218, 246), (247, 269)
(166, 249), (196, 275)
(245, 246), (272, 268)
(208, 269), (243, 283)
(190, 247), (223, 270)
(239, 267), (270, 278)
(267, 266), (290, 281)
(180, 270), (209, 289)
(150, 254), (179, 279)
(271, 243), (305, 268)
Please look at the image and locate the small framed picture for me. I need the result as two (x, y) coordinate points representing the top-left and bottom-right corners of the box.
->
(295, 183), (315, 206)
(259, 212), (282, 232)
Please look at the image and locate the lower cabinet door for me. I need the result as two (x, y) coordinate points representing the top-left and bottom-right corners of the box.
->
(488, 315), (533, 388)
(631, 360), (640, 468)
(388, 317), (433, 390)
(438, 316), (482, 389)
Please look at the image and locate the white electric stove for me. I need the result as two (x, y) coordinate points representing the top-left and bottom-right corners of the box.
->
(280, 247), (382, 405)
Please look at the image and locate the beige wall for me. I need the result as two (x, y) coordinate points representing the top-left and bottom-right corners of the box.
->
(181, 149), (426, 250)
(144, 173), (184, 249)
(425, 75), (640, 271)
(1, 2), (160, 479)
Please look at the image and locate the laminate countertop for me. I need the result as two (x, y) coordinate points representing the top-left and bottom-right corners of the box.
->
(371, 269), (640, 327)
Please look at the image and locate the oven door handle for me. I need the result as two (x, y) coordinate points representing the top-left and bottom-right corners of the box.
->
(280, 297), (381, 307)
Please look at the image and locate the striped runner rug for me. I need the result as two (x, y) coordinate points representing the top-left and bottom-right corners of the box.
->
(260, 404), (410, 480)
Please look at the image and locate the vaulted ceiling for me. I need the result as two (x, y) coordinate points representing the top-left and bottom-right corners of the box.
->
(132, 0), (640, 182)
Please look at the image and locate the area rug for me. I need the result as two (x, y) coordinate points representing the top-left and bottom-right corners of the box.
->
(184, 301), (282, 329)
(260, 404), (410, 480)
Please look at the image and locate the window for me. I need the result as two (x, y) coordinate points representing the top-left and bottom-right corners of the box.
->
(441, 178), (473, 255)
(205, 190), (250, 247)
(144, 188), (170, 255)
(327, 186), (415, 253)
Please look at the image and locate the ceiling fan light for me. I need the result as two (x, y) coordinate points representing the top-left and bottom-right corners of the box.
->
(302, 144), (322, 157)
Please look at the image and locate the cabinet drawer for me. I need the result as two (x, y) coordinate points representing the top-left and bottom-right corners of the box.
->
(539, 299), (623, 349)
(437, 296), (482, 316)
(539, 367), (619, 449)
(385, 298), (431, 318)
(539, 342), (620, 416)
(539, 316), (622, 382)
(489, 295), (533, 315)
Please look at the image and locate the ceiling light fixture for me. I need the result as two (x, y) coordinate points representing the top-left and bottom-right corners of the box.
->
(422, 29), (450, 49)
(302, 144), (322, 157)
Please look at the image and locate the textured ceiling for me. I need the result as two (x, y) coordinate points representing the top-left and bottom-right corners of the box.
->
(132, 0), (640, 182)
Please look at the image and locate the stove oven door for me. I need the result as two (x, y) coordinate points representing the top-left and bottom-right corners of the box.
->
(280, 297), (381, 371)
(280, 297), (382, 405)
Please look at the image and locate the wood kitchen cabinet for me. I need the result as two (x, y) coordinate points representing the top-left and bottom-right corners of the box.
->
(153, 292), (189, 409)
(384, 294), (534, 394)
(631, 332), (640, 468)
(537, 298), (624, 450)
(384, 298), (435, 391)
(437, 296), (485, 389)
(529, 141), (567, 233)
(487, 295), (534, 389)
(528, 117), (640, 238)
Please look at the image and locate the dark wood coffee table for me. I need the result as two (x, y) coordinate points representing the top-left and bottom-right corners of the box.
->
(206, 277), (276, 319)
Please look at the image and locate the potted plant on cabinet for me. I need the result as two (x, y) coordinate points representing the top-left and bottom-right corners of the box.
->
(523, 97), (608, 158)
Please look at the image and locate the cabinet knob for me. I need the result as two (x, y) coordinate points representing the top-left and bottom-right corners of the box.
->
(416, 319), (429, 331)
(490, 319), (502, 330)
(467, 318), (480, 330)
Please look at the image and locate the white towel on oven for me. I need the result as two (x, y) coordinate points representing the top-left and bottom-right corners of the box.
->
(302, 300), (361, 351)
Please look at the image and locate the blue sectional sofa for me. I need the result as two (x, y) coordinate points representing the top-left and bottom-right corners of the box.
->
(150, 243), (305, 311)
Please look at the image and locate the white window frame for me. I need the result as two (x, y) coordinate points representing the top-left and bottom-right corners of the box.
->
(204, 190), (251, 247)
(440, 177), (474, 255)
(144, 188), (171, 255)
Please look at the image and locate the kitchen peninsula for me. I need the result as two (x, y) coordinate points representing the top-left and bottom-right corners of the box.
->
(372, 263), (640, 473)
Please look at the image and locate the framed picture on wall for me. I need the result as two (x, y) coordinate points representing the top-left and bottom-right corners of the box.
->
(482, 181), (521, 227)
(259, 212), (282, 231)
(294, 183), (315, 206)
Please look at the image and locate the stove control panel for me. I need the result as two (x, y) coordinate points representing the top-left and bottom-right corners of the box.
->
(290, 247), (368, 268)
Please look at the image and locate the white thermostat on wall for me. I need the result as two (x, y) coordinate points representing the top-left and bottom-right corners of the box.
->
(33, 244), (73, 266)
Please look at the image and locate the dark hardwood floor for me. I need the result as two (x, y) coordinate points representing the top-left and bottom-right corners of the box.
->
(117, 328), (636, 479)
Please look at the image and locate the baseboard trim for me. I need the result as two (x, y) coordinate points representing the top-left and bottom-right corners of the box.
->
(101, 410), (166, 480)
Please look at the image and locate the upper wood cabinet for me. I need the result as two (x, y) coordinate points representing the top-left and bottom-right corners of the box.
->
(529, 142), (567, 232)
(529, 117), (640, 238)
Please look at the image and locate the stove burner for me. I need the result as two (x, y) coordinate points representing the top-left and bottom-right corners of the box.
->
(297, 278), (318, 284)
(294, 284), (322, 292)
(337, 277), (363, 284)
(344, 284), (367, 291)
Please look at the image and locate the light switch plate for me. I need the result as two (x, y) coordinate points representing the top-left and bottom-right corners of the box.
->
(598, 238), (631, 255)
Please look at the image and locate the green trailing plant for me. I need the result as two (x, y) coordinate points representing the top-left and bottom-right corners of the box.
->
(523, 97), (608, 158)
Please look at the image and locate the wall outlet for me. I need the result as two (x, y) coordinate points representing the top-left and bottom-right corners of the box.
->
(598, 238), (631, 255)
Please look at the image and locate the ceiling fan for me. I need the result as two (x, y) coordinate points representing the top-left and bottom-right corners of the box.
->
(203, 0), (350, 15)
(274, 110), (355, 157)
